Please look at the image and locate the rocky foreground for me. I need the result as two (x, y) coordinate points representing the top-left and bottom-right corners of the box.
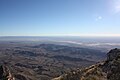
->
(52, 48), (120, 80)
(0, 48), (120, 80)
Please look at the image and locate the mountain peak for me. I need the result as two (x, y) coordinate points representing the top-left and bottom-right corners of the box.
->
(107, 48), (120, 61)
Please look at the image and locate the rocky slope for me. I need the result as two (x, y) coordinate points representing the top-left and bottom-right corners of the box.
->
(0, 64), (15, 80)
(52, 48), (120, 80)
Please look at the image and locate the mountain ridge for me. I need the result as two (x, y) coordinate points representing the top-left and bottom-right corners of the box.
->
(52, 48), (120, 80)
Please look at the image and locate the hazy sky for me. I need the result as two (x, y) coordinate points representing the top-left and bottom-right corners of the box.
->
(0, 0), (120, 36)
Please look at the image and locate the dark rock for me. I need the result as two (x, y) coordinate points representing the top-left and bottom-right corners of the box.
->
(107, 48), (120, 61)
(14, 74), (27, 80)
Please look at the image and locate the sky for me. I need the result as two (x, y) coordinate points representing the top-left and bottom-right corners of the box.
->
(0, 0), (120, 36)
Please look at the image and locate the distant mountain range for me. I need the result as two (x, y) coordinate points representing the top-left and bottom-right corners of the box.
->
(1, 36), (120, 51)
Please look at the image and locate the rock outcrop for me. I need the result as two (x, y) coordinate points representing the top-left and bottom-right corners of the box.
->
(105, 48), (120, 80)
(0, 65), (15, 80)
(0, 64), (27, 80)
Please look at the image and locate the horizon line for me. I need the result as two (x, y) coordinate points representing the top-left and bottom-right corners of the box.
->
(0, 34), (120, 37)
